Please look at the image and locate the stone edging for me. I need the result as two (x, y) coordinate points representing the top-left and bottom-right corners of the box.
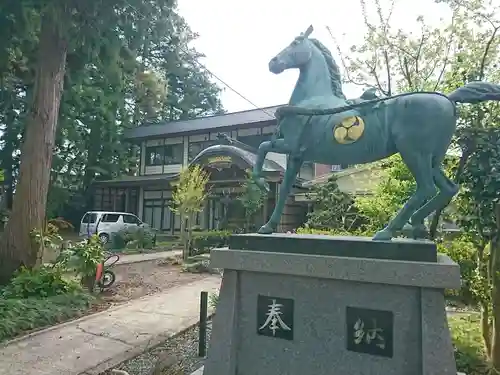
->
(80, 312), (215, 375)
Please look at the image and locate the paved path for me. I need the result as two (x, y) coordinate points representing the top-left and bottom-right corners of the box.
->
(191, 367), (465, 375)
(0, 276), (221, 375)
(116, 250), (181, 265)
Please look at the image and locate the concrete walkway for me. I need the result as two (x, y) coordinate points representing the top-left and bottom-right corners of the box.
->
(0, 276), (221, 375)
(191, 367), (466, 375)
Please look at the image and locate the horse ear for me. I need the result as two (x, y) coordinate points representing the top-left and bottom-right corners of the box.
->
(303, 25), (314, 38)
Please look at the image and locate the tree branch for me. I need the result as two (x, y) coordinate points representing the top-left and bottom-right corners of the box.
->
(478, 26), (500, 80)
(414, 24), (427, 75)
(326, 27), (370, 88)
(448, 0), (498, 29)
(433, 13), (456, 91)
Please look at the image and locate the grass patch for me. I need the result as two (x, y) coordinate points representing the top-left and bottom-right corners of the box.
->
(0, 292), (95, 342)
(449, 313), (489, 375)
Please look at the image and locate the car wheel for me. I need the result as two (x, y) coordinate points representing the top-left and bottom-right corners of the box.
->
(98, 233), (110, 244)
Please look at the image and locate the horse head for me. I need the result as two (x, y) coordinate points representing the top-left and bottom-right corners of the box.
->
(268, 25), (315, 75)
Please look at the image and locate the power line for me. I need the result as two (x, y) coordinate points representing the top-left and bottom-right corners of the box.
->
(122, 0), (276, 118)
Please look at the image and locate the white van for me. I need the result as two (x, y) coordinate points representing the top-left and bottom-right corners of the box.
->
(79, 211), (147, 244)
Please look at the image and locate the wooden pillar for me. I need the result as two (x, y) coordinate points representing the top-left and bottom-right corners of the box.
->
(112, 188), (117, 211)
(125, 189), (130, 212)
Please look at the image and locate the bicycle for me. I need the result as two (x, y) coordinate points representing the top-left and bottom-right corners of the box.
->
(95, 252), (120, 291)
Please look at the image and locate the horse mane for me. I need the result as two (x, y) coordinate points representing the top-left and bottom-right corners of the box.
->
(309, 38), (346, 99)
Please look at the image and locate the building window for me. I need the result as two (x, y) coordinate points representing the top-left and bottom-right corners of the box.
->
(146, 146), (163, 166)
(164, 143), (183, 164)
(143, 199), (163, 230)
(188, 140), (216, 161)
(145, 144), (183, 166)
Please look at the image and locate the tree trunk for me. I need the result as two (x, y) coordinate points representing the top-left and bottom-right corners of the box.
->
(0, 10), (68, 284)
(481, 302), (492, 356)
(181, 215), (188, 261)
(491, 205), (500, 369)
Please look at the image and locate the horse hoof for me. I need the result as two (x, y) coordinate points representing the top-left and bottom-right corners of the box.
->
(372, 229), (393, 241)
(410, 224), (429, 240)
(257, 224), (274, 234)
(402, 223), (413, 232)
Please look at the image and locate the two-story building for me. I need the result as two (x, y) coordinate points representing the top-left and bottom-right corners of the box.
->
(90, 105), (358, 233)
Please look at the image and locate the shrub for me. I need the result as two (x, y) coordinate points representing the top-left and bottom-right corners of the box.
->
(111, 227), (156, 251)
(449, 313), (488, 375)
(209, 292), (219, 309)
(58, 235), (105, 291)
(0, 292), (94, 342)
(110, 231), (128, 250)
(437, 239), (477, 304)
(190, 230), (231, 255)
(1, 266), (80, 299)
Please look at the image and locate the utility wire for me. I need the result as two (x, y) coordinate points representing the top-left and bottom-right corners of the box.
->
(121, 0), (276, 118)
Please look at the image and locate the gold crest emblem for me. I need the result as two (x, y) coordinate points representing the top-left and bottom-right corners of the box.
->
(333, 116), (365, 144)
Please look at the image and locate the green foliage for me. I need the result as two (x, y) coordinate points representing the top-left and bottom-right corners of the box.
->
(331, 0), (500, 366)
(238, 170), (266, 231)
(354, 156), (414, 232)
(449, 314), (489, 375)
(0, 0), (225, 274)
(171, 165), (210, 218)
(0, 292), (94, 342)
(305, 175), (359, 231)
(1, 266), (81, 299)
(58, 235), (105, 291)
(438, 239), (478, 304)
(190, 230), (231, 256)
(111, 227), (157, 251)
(171, 165), (210, 259)
(454, 128), (500, 245)
(110, 231), (128, 251)
(209, 292), (219, 309)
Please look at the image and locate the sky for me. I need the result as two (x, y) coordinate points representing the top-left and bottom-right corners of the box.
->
(177, 0), (453, 113)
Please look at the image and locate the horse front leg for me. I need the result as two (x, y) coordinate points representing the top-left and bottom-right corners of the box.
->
(252, 139), (290, 192)
(258, 156), (303, 234)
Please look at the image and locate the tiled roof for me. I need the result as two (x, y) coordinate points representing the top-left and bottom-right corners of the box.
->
(124, 105), (282, 140)
(92, 174), (177, 187)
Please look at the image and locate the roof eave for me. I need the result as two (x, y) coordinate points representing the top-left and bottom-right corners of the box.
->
(124, 119), (277, 142)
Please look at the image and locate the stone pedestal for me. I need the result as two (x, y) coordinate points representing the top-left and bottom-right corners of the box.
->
(203, 234), (461, 375)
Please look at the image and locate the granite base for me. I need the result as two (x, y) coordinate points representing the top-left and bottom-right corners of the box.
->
(203, 234), (461, 375)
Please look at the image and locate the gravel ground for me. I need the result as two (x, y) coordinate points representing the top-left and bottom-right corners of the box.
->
(104, 318), (213, 375)
(101, 259), (207, 304)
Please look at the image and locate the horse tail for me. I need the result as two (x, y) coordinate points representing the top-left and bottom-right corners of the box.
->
(447, 81), (500, 104)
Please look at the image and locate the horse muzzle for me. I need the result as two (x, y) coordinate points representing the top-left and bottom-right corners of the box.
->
(269, 58), (286, 74)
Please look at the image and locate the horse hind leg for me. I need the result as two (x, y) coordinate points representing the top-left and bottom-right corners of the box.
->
(408, 166), (459, 238)
(373, 152), (436, 241)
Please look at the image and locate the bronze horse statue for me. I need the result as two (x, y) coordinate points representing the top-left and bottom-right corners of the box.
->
(252, 25), (500, 241)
